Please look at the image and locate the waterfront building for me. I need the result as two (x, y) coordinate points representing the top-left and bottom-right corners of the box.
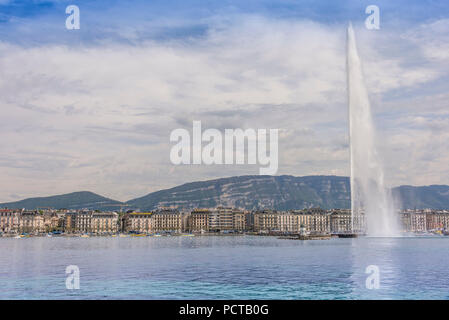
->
(245, 211), (254, 230)
(426, 210), (449, 231)
(63, 211), (77, 233)
(43, 212), (60, 232)
(278, 211), (299, 233)
(123, 212), (153, 233)
(0, 209), (20, 233)
(2, 209), (62, 234)
(295, 211), (313, 233)
(330, 209), (352, 233)
(253, 210), (279, 233)
(216, 207), (232, 231)
(401, 210), (427, 232)
(55, 211), (66, 230)
(304, 208), (331, 234)
(3, 206), (449, 235)
(188, 209), (211, 232)
(287, 212), (301, 233)
(73, 211), (118, 234)
(74, 211), (92, 233)
(400, 210), (427, 232)
(18, 211), (44, 233)
(151, 208), (183, 233)
(214, 207), (246, 232)
(231, 208), (247, 232)
(253, 208), (334, 234)
(399, 211), (411, 232)
(188, 207), (246, 233)
(91, 212), (119, 234)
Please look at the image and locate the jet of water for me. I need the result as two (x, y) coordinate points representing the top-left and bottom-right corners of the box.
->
(346, 23), (400, 237)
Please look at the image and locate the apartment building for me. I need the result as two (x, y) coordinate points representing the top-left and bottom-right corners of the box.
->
(253, 209), (333, 234)
(400, 210), (427, 232)
(63, 211), (77, 233)
(278, 212), (299, 233)
(0, 209), (21, 233)
(188, 207), (246, 233)
(231, 208), (246, 231)
(213, 207), (246, 232)
(330, 209), (352, 233)
(123, 212), (153, 233)
(74, 211), (118, 234)
(304, 208), (331, 234)
(19, 211), (44, 233)
(91, 212), (119, 234)
(426, 211), (449, 231)
(253, 210), (279, 233)
(151, 209), (183, 233)
(188, 209), (211, 232)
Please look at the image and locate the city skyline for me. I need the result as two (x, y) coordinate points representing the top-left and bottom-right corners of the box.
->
(1, 0), (449, 203)
(1, 206), (446, 236)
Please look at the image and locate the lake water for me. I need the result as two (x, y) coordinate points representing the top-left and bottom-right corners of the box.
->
(0, 236), (448, 299)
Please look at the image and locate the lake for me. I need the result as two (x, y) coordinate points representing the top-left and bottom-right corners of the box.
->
(0, 236), (448, 299)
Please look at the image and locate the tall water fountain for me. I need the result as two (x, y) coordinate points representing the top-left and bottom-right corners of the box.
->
(346, 24), (400, 237)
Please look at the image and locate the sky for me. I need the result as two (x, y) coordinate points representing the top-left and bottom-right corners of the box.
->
(0, 0), (449, 202)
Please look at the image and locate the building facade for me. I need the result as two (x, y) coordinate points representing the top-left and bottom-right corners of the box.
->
(18, 211), (44, 233)
(188, 207), (246, 233)
(91, 212), (119, 234)
(123, 212), (153, 233)
(72, 211), (118, 234)
(400, 210), (427, 232)
(151, 209), (183, 233)
(426, 211), (449, 231)
(330, 209), (352, 233)
(188, 209), (210, 232)
(0, 209), (20, 233)
(253, 210), (279, 233)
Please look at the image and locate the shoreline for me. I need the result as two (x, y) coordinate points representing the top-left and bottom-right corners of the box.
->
(2, 231), (445, 239)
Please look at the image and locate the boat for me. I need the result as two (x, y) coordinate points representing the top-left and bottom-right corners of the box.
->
(337, 233), (358, 238)
(80, 234), (90, 238)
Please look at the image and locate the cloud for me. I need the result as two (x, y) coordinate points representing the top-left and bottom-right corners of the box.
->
(0, 14), (448, 201)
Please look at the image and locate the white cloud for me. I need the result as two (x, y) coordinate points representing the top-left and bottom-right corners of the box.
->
(0, 16), (448, 201)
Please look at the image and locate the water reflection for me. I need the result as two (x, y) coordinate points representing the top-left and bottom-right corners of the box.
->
(0, 236), (448, 299)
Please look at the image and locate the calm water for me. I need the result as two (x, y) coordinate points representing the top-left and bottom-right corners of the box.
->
(0, 236), (448, 299)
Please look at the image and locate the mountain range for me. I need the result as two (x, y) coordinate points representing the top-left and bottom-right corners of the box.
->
(1, 175), (449, 211)
(0, 191), (123, 211)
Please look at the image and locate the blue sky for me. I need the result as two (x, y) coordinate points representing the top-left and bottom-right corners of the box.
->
(1, 0), (448, 44)
(0, 0), (449, 201)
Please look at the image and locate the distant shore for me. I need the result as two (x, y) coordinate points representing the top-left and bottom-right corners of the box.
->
(2, 231), (445, 239)
(1, 232), (253, 238)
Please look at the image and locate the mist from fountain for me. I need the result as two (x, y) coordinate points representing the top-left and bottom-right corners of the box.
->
(346, 23), (400, 237)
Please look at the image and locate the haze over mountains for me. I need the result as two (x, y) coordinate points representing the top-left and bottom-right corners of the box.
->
(1, 175), (449, 211)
